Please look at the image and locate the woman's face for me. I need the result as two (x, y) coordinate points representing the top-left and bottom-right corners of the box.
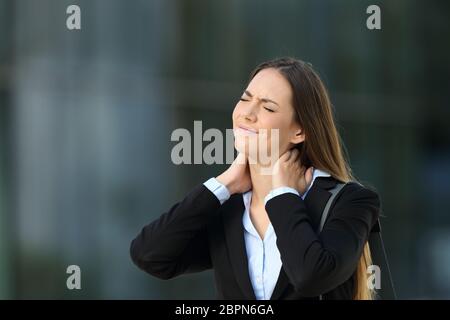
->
(232, 68), (305, 164)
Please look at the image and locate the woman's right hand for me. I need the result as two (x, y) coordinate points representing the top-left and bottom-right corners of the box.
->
(216, 152), (252, 195)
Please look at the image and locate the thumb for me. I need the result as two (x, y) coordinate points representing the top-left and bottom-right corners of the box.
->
(235, 152), (247, 165)
(305, 166), (314, 183)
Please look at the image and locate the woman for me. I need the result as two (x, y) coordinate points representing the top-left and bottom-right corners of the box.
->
(130, 57), (380, 300)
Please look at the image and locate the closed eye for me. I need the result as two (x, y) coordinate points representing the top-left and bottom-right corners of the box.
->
(239, 97), (275, 112)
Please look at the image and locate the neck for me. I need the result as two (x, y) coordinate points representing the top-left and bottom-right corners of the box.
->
(248, 160), (274, 207)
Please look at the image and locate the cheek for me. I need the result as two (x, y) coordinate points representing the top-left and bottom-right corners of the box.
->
(264, 121), (292, 152)
(259, 116), (281, 138)
(231, 104), (240, 124)
(258, 111), (283, 128)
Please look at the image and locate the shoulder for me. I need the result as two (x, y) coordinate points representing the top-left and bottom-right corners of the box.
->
(330, 179), (381, 228)
(340, 181), (381, 206)
(316, 176), (381, 207)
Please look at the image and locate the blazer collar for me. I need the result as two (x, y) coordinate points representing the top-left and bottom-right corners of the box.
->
(221, 175), (340, 300)
(221, 194), (256, 299)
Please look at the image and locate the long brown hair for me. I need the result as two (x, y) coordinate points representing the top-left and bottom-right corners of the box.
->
(249, 57), (373, 300)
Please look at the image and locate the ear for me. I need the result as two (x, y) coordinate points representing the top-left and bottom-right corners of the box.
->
(290, 128), (305, 145)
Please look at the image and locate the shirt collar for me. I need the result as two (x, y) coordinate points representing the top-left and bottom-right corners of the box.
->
(303, 168), (331, 199)
(242, 168), (331, 237)
(242, 191), (260, 237)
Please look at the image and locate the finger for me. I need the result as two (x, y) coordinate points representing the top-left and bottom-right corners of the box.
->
(287, 148), (296, 161)
(298, 165), (306, 175)
(280, 149), (292, 162)
(305, 166), (314, 183)
(289, 149), (300, 163)
(235, 152), (247, 165)
(286, 148), (298, 162)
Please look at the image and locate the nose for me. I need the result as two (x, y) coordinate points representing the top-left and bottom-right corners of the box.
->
(241, 102), (257, 122)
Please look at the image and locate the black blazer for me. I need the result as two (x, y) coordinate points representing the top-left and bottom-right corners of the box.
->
(130, 176), (380, 300)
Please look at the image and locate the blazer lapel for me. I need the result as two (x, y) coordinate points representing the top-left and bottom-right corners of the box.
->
(270, 176), (339, 299)
(222, 194), (256, 300)
(269, 267), (290, 300)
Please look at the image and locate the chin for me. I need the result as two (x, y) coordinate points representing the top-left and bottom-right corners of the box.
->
(234, 140), (249, 156)
(235, 140), (276, 164)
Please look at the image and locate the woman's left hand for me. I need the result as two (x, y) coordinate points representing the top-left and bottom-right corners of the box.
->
(272, 148), (314, 195)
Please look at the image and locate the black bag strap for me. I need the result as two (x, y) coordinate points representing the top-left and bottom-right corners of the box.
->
(318, 183), (347, 232)
(318, 182), (396, 300)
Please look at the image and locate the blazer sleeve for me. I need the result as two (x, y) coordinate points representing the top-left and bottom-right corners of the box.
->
(265, 182), (380, 297)
(130, 183), (221, 280)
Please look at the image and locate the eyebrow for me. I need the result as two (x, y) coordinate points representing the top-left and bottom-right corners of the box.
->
(244, 90), (279, 106)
